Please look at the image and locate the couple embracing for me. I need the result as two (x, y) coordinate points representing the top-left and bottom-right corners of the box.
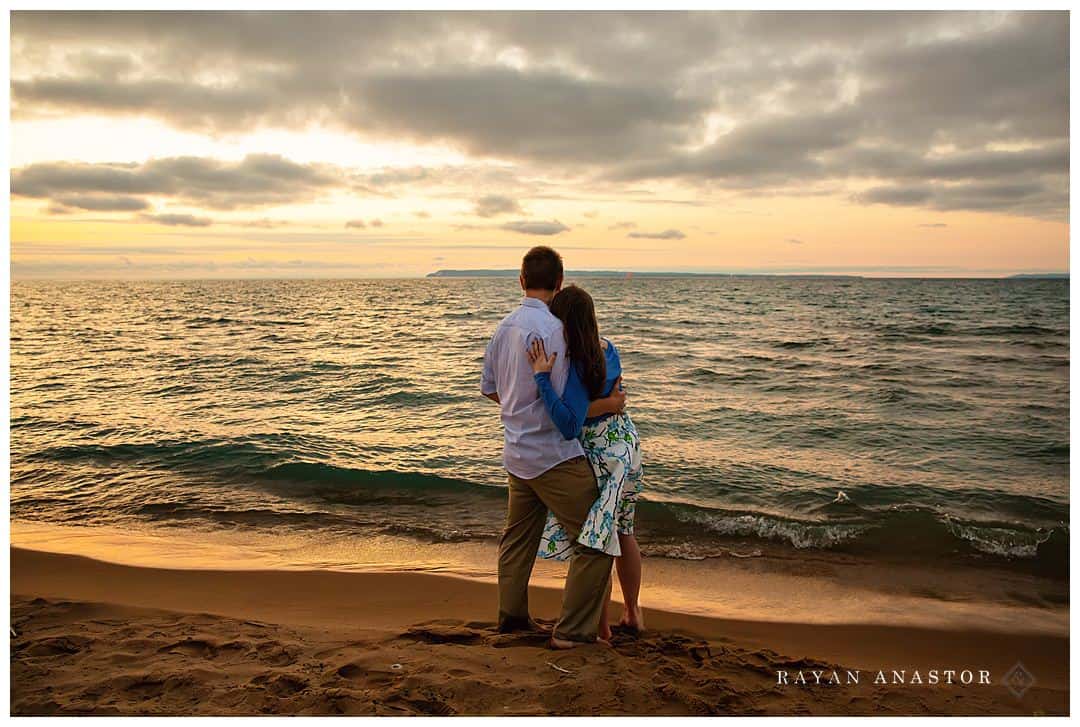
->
(481, 246), (645, 648)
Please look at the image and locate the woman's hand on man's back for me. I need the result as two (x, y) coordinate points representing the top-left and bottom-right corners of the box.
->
(527, 338), (557, 374)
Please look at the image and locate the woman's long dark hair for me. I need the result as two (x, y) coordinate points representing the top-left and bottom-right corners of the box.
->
(549, 285), (606, 400)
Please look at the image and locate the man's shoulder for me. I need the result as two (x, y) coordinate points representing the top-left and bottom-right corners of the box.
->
(499, 303), (562, 336)
(524, 302), (561, 330)
(534, 309), (563, 334)
(491, 306), (525, 335)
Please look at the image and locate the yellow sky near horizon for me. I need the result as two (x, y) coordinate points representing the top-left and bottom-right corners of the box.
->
(12, 197), (1067, 279)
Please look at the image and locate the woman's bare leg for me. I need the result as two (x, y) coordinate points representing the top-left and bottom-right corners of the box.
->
(615, 533), (644, 631)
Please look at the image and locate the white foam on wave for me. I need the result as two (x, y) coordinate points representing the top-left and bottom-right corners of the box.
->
(945, 520), (1055, 558)
(671, 508), (865, 550)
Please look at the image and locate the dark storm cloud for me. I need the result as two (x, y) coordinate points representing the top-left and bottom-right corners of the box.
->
(9, 10), (1069, 220)
(500, 219), (569, 236)
(474, 194), (523, 218)
(627, 229), (686, 240)
(12, 154), (341, 210)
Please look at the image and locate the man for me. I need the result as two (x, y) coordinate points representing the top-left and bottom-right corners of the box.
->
(481, 246), (626, 647)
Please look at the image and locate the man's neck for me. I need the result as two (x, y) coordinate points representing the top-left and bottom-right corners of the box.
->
(523, 289), (555, 305)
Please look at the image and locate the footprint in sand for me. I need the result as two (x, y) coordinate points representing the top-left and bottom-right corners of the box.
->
(335, 663), (363, 680)
(159, 639), (218, 658)
(24, 636), (93, 657)
(402, 625), (485, 645)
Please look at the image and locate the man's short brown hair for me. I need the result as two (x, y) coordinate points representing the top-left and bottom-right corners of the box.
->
(521, 246), (564, 291)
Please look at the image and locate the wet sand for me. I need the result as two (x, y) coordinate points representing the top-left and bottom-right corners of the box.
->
(10, 547), (1068, 715)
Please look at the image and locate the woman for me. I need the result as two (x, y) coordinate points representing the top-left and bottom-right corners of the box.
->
(526, 285), (645, 639)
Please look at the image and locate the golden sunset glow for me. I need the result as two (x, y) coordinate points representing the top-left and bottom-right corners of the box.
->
(10, 11), (1069, 278)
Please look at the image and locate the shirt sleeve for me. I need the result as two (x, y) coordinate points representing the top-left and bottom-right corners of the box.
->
(533, 364), (589, 440)
(603, 338), (622, 396)
(480, 331), (498, 395)
(606, 339), (621, 367)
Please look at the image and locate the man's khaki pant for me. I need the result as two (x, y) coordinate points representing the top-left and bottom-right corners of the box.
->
(498, 455), (613, 643)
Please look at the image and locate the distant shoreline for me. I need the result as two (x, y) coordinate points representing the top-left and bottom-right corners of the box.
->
(10, 272), (1069, 283)
(426, 269), (1069, 280)
(428, 269), (861, 279)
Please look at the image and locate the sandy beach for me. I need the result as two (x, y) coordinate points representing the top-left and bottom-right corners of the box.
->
(10, 547), (1068, 715)
(8, 5), (1071, 720)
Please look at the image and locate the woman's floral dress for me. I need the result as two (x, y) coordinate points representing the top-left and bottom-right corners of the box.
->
(538, 411), (643, 560)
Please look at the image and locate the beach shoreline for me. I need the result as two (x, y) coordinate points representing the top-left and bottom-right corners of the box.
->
(10, 519), (1068, 632)
(10, 547), (1069, 715)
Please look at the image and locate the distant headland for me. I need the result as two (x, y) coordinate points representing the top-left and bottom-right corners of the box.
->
(427, 269), (1068, 280)
(426, 269), (861, 279)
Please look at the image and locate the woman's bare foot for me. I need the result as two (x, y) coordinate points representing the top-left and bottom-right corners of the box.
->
(619, 604), (645, 633)
(599, 622), (612, 642)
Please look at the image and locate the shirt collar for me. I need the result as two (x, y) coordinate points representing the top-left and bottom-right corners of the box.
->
(520, 297), (549, 309)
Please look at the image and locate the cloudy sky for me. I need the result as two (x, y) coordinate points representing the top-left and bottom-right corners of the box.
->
(10, 10), (1069, 278)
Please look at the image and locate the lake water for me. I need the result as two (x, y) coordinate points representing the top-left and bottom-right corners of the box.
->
(10, 277), (1069, 576)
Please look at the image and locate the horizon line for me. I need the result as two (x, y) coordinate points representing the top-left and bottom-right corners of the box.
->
(10, 272), (1070, 283)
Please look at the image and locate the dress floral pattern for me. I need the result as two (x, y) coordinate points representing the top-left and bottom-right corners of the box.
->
(538, 411), (643, 560)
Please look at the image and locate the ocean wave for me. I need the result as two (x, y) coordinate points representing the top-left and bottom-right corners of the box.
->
(944, 519), (1054, 558)
(263, 461), (502, 497)
(10, 434), (1069, 575)
(877, 322), (1065, 339)
(679, 367), (769, 384)
(665, 505), (864, 549)
(970, 324), (1062, 336)
(186, 315), (307, 327)
(641, 499), (1067, 572)
(18, 430), (1067, 572)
